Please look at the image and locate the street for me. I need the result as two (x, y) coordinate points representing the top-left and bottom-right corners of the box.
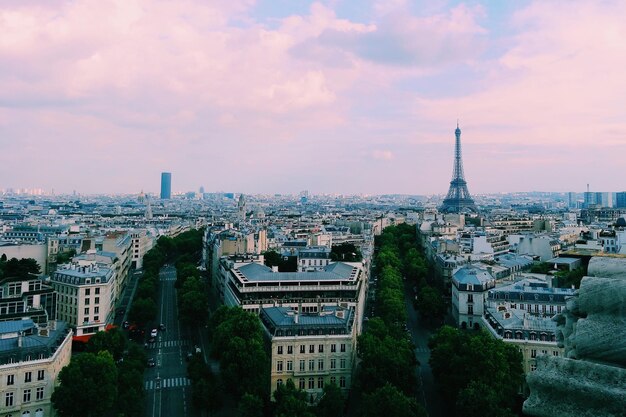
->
(144, 265), (192, 417)
(404, 280), (444, 417)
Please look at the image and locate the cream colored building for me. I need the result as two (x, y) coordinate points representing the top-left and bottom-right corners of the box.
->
(260, 306), (356, 402)
(482, 307), (563, 374)
(129, 229), (155, 269)
(51, 263), (115, 337)
(0, 319), (72, 417)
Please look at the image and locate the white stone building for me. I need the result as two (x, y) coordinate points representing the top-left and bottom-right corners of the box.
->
(451, 265), (496, 329)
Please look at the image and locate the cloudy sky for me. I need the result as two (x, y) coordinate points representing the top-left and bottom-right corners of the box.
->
(1, 0), (625, 195)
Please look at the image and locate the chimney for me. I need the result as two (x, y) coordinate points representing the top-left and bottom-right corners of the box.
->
(272, 266), (279, 273)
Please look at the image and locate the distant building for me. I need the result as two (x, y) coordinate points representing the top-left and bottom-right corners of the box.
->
(0, 319), (72, 417)
(451, 265), (496, 329)
(615, 192), (626, 208)
(260, 305), (356, 402)
(297, 247), (331, 272)
(160, 172), (172, 200)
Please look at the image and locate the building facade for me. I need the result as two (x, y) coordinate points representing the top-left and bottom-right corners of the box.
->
(160, 172), (172, 200)
(0, 319), (72, 417)
(451, 265), (496, 329)
(260, 305), (356, 402)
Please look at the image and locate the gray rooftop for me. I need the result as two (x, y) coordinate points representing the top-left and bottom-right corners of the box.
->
(453, 266), (495, 286)
(237, 261), (358, 282)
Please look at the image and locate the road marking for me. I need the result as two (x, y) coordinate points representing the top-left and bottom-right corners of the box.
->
(145, 377), (192, 390)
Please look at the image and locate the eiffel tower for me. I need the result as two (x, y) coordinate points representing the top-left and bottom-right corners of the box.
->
(440, 122), (477, 213)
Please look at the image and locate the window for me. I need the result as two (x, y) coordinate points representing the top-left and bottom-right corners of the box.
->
(308, 378), (315, 389)
(330, 359), (336, 369)
(318, 359), (324, 371)
(300, 345), (306, 354)
(531, 349), (537, 358)
(276, 361), (283, 372)
(340, 344), (346, 353)
(287, 345), (293, 354)
(331, 344), (336, 353)
(467, 304), (474, 315)
(95, 288), (100, 295)
(85, 298), (90, 305)
(467, 294), (474, 303)
(330, 376), (336, 385)
(318, 377), (324, 389)
(553, 351), (559, 357)
(23, 389), (31, 403)
(308, 360), (315, 371)
(530, 364), (537, 372)
(318, 344), (324, 353)
(36, 387), (44, 400)
(94, 316), (99, 322)
(276, 379), (283, 389)
(299, 378), (305, 389)
(339, 376), (346, 388)
(277, 346), (283, 355)
(95, 297), (100, 304)
(25, 372), (32, 383)
(299, 360), (305, 372)
(287, 361), (293, 371)
(340, 359), (346, 369)
(37, 370), (44, 381)
(94, 306), (99, 314)
(84, 308), (89, 315)
(309, 345), (315, 353)
(85, 289), (90, 296)
(5, 392), (14, 407)
(7, 374), (15, 385)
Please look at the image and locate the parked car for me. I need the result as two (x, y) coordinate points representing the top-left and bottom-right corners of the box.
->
(147, 358), (156, 367)
(150, 328), (158, 338)
(159, 323), (166, 331)
(122, 321), (129, 329)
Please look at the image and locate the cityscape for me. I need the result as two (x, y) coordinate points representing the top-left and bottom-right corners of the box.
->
(1, 2), (625, 417)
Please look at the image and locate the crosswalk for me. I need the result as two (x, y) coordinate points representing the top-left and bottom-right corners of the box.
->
(159, 275), (177, 281)
(145, 377), (191, 390)
(145, 340), (189, 349)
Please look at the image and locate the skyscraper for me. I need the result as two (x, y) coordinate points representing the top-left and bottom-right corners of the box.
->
(440, 123), (477, 213)
(160, 172), (171, 199)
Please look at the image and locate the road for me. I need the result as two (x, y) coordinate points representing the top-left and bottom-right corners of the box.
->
(144, 265), (192, 417)
(404, 280), (445, 417)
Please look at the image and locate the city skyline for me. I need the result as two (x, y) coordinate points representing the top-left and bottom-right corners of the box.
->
(1, 0), (625, 195)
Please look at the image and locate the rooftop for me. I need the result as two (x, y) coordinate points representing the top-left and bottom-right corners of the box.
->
(236, 261), (359, 282)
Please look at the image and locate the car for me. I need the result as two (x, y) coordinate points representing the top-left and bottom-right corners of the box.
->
(122, 321), (129, 329)
(147, 358), (156, 367)
(159, 323), (166, 331)
(150, 329), (158, 338)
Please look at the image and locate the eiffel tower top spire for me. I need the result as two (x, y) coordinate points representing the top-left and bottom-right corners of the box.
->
(440, 123), (477, 213)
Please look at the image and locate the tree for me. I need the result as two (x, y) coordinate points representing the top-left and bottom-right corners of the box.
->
(316, 383), (345, 417)
(238, 393), (264, 417)
(429, 326), (524, 416)
(456, 381), (516, 417)
(274, 379), (315, 417)
(86, 327), (126, 361)
(360, 383), (426, 417)
(3, 257), (41, 277)
(128, 297), (157, 325)
(416, 286), (446, 322)
(52, 352), (118, 417)
(116, 361), (145, 417)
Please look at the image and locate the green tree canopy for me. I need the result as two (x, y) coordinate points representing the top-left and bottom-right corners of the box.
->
(315, 382), (345, 417)
(85, 327), (126, 361)
(52, 351), (118, 417)
(273, 379), (315, 417)
(360, 383), (426, 417)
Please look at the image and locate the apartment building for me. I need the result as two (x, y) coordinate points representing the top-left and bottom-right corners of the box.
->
(260, 305), (356, 402)
(482, 307), (563, 374)
(219, 259), (367, 335)
(50, 263), (115, 338)
(487, 278), (575, 318)
(0, 319), (72, 417)
(297, 247), (331, 272)
(129, 229), (154, 269)
(0, 274), (56, 326)
(451, 265), (496, 329)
